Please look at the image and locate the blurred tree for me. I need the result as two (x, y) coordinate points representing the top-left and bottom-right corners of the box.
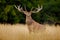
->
(0, 0), (60, 24)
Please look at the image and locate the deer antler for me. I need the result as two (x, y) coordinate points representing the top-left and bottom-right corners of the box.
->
(14, 5), (28, 15)
(31, 5), (43, 13)
(14, 5), (25, 12)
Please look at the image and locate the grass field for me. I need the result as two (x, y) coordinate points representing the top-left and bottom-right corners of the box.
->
(0, 24), (60, 40)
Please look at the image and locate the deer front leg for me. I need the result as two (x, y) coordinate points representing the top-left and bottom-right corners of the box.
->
(28, 25), (34, 33)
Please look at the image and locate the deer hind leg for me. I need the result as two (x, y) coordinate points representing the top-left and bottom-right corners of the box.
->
(33, 25), (45, 32)
(37, 25), (46, 32)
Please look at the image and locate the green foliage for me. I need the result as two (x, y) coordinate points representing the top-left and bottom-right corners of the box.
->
(0, 0), (60, 24)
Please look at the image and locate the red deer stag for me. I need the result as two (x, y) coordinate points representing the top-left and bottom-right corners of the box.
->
(14, 5), (45, 32)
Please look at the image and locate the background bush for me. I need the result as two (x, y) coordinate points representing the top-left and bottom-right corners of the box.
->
(0, 0), (60, 24)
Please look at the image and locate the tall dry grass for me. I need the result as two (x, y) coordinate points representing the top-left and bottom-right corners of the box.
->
(0, 24), (60, 40)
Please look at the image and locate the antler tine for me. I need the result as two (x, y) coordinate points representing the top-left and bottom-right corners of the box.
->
(24, 5), (27, 11)
(31, 5), (43, 13)
(31, 7), (33, 11)
(14, 5), (18, 9)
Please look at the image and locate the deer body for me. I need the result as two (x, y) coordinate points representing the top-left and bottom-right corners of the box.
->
(14, 5), (45, 32)
(25, 12), (44, 32)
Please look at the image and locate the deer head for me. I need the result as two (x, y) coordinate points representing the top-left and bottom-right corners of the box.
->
(14, 5), (43, 16)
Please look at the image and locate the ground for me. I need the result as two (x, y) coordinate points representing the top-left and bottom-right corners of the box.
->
(0, 24), (60, 40)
